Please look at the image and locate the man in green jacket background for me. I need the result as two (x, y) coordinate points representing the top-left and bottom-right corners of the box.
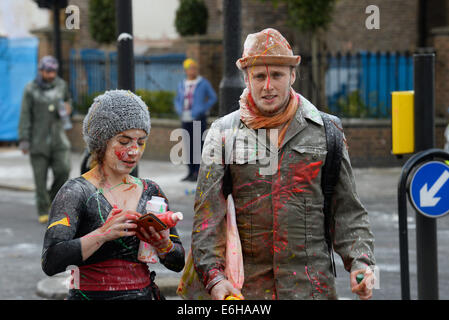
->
(18, 56), (72, 224)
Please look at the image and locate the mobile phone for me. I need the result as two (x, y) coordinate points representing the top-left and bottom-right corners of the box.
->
(137, 212), (168, 232)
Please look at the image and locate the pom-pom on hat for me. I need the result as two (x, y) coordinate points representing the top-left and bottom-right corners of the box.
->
(82, 90), (151, 154)
(236, 28), (301, 70)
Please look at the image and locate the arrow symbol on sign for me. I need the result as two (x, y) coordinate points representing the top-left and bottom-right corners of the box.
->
(420, 170), (449, 207)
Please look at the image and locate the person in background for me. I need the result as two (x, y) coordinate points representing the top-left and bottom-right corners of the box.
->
(174, 58), (217, 182)
(18, 56), (72, 224)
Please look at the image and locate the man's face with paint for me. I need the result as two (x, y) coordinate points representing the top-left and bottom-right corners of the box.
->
(103, 129), (147, 175)
(245, 65), (295, 116)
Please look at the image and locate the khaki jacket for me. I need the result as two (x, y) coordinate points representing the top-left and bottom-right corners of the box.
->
(192, 95), (375, 300)
(18, 77), (71, 156)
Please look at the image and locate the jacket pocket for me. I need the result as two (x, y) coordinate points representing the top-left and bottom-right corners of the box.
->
(290, 145), (327, 163)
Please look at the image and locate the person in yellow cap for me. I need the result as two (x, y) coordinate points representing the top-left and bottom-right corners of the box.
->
(191, 28), (376, 300)
(174, 58), (217, 181)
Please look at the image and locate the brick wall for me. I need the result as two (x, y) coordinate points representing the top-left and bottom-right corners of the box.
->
(325, 0), (419, 54)
(432, 27), (449, 118)
(205, 0), (422, 54)
(68, 0), (102, 50)
(67, 116), (448, 167)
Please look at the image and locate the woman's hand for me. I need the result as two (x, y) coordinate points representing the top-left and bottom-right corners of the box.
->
(137, 225), (171, 252)
(97, 208), (141, 242)
(80, 208), (140, 261)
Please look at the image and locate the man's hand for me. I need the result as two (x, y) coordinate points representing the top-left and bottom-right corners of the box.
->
(350, 269), (374, 300)
(210, 279), (243, 300)
(19, 141), (29, 155)
(65, 102), (72, 116)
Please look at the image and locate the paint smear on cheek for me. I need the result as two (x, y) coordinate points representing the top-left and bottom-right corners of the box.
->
(114, 147), (129, 161)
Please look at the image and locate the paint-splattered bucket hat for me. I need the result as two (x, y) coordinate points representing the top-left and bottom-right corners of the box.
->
(236, 28), (301, 70)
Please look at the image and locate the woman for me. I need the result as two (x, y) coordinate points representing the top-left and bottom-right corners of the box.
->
(41, 90), (185, 300)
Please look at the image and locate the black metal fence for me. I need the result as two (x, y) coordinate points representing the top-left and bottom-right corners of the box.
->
(67, 49), (186, 115)
(66, 49), (415, 119)
(296, 51), (414, 118)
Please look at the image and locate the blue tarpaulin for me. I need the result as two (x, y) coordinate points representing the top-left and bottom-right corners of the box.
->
(0, 37), (38, 141)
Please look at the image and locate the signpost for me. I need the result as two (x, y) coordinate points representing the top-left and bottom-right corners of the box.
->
(397, 53), (448, 300)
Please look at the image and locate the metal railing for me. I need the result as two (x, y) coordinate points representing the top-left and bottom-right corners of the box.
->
(67, 49), (186, 115)
(325, 51), (414, 118)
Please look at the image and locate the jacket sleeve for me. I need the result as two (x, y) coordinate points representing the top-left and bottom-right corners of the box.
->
(202, 79), (217, 112)
(41, 179), (85, 276)
(192, 120), (228, 291)
(18, 84), (32, 142)
(63, 81), (72, 105)
(331, 136), (376, 273)
(174, 82), (183, 116)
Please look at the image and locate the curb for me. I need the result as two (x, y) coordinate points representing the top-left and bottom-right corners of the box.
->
(0, 184), (34, 192)
(36, 273), (181, 300)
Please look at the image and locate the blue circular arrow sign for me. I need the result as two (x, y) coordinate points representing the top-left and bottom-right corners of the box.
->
(410, 161), (449, 218)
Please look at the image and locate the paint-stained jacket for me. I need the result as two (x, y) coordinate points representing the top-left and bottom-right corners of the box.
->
(192, 95), (375, 300)
(18, 77), (71, 156)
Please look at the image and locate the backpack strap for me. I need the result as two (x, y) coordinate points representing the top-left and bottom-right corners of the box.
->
(320, 111), (344, 278)
(219, 110), (241, 199)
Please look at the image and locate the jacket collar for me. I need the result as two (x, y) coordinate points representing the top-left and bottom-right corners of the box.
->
(280, 94), (323, 149)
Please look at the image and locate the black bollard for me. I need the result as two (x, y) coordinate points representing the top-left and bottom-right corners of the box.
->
(116, 0), (135, 92)
(115, 0), (138, 177)
(219, 0), (245, 116)
(413, 53), (438, 300)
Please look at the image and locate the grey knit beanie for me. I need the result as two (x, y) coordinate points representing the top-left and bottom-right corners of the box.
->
(83, 90), (151, 153)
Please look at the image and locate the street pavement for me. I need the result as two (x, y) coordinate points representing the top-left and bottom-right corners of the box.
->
(0, 147), (448, 300)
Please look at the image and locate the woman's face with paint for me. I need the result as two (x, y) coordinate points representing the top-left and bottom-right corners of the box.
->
(245, 65), (295, 116)
(103, 129), (147, 174)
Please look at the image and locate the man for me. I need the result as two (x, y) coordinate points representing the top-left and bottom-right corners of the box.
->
(174, 58), (217, 182)
(192, 29), (375, 300)
(18, 56), (72, 224)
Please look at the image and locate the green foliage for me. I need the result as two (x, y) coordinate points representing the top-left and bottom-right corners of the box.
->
(259, 0), (336, 32)
(136, 89), (176, 118)
(337, 90), (368, 118)
(75, 90), (176, 118)
(88, 0), (116, 44)
(74, 91), (103, 115)
(175, 0), (208, 36)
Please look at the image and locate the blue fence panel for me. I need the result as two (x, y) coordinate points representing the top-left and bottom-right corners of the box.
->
(109, 51), (118, 89)
(326, 51), (413, 118)
(0, 37), (38, 141)
(135, 54), (186, 92)
(0, 38), (10, 140)
(80, 49), (106, 95)
(378, 53), (389, 117)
